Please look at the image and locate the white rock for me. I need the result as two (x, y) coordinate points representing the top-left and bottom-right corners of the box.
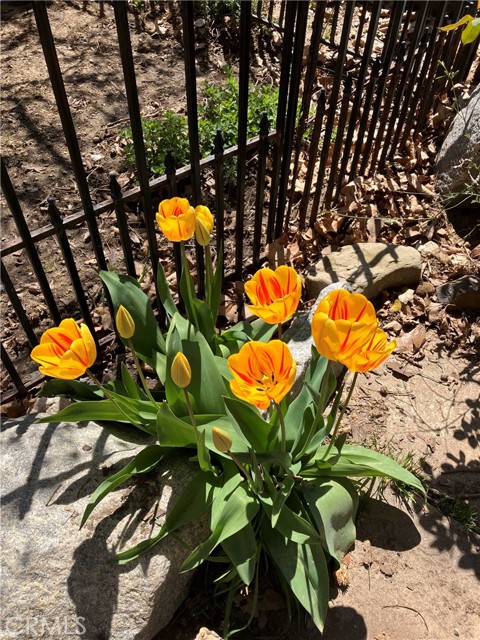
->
(436, 84), (480, 204)
(0, 415), (207, 640)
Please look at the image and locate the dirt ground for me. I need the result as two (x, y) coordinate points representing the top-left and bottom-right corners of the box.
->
(1, 2), (480, 639)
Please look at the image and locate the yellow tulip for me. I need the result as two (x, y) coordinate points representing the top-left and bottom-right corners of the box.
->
(228, 340), (296, 410)
(195, 217), (211, 247)
(156, 197), (195, 242)
(194, 205), (214, 233)
(171, 352), (192, 388)
(116, 305), (135, 339)
(244, 266), (302, 325)
(342, 328), (396, 373)
(31, 318), (96, 379)
(212, 427), (233, 453)
(311, 289), (378, 363)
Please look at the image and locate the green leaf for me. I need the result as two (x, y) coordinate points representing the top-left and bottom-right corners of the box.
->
(461, 19), (480, 43)
(197, 429), (213, 472)
(271, 476), (295, 527)
(156, 404), (246, 453)
(439, 14), (473, 31)
(38, 378), (102, 401)
(179, 244), (199, 326)
(99, 271), (165, 363)
(310, 445), (426, 495)
(209, 241), (223, 323)
(262, 523), (329, 632)
(80, 445), (164, 527)
(302, 478), (358, 566)
(165, 314), (227, 416)
(181, 482), (259, 572)
(156, 260), (178, 319)
(156, 402), (196, 447)
(221, 522), (257, 585)
(192, 298), (217, 351)
(260, 493), (321, 544)
(120, 362), (143, 400)
(116, 469), (219, 564)
(224, 396), (276, 451)
(250, 317), (278, 342)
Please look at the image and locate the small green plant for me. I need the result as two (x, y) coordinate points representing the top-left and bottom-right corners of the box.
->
(195, 0), (241, 26)
(433, 494), (480, 535)
(121, 109), (190, 175)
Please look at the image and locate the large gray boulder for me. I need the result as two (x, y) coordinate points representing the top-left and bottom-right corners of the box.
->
(436, 84), (480, 204)
(0, 411), (207, 640)
(305, 243), (421, 300)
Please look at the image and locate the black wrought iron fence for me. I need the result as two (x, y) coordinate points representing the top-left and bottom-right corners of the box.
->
(1, 0), (478, 401)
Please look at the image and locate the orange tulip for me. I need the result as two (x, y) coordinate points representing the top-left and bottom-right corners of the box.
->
(156, 197), (195, 242)
(244, 266), (302, 324)
(228, 340), (296, 410)
(342, 327), (396, 373)
(311, 290), (378, 363)
(31, 318), (96, 379)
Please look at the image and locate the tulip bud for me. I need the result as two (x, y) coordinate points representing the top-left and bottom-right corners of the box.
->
(212, 427), (232, 453)
(171, 352), (191, 388)
(116, 305), (135, 339)
(195, 218), (211, 247)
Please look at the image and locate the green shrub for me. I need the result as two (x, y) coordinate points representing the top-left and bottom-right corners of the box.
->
(120, 67), (279, 182)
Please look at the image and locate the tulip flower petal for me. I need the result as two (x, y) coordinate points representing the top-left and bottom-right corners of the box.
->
(156, 197), (196, 242)
(312, 289), (395, 373)
(31, 342), (66, 367)
(228, 340), (296, 409)
(31, 318), (96, 379)
(80, 323), (97, 366)
(244, 266), (302, 325)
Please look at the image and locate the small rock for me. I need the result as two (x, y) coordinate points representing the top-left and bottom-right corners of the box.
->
(398, 289), (415, 305)
(194, 18), (206, 28)
(305, 243), (421, 300)
(418, 241), (439, 256)
(416, 281), (435, 297)
(90, 153), (103, 162)
(436, 275), (480, 311)
(272, 31), (282, 47)
(28, 285), (41, 295)
(194, 628), (222, 640)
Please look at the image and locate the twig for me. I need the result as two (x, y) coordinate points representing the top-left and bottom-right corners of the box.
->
(381, 605), (429, 633)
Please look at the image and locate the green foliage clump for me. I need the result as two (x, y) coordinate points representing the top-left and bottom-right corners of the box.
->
(121, 109), (190, 175)
(195, 0), (241, 25)
(120, 67), (278, 181)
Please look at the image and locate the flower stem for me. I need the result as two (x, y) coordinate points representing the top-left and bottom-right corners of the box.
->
(274, 401), (287, 452)
(228, 450), (255, 488)
(128, 338), (156, 405)
(277, 323), (283, 340)
(312, 359), (332, 432)
(183, 388), (200, 447)
(324, 372), (358, 458)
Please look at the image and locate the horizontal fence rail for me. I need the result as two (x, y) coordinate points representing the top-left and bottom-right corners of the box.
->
(1, 0), (479, 400)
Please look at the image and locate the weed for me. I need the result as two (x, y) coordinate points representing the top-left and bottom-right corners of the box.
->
(432, 493), (480, 535)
